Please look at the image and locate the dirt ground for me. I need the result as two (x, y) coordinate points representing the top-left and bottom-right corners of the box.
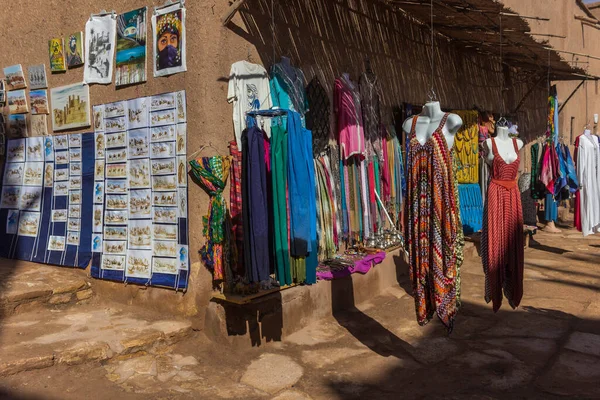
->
(1, 227), (600, 400)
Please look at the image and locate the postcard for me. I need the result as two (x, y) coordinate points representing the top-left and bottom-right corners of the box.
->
(48, 235), (66, 251)
(48, 38), (67, 72)
(93, 205), (104, 232)
(95, 131), (105, 158)
(50, 83), (91, 131)
(129, 189), (152, 219)
(105, 132), (127, 148)
(44, 163), (54, 187)
(127, 97), (149, 129)
(150, 124), (176, 143)
(28, 64), (47, 90)
(53, 135), (68, 150)
(51, 209), (68, 223)
(153, 223), (177, 241)
(0, 186), (21, 209)
(126, 249), (152, 278)
(104, 226), (127, 240)
(105, 210), (128, 225)
(69, 204), (81, 219)
(69, 190), (82, 205)
(176, 123), (186, 155)
(7, 90), (28, 114)
(94, 182), (104, 204)
(177, 156), (187, 187)
(104, 116), (127, 133)
(23, 162), (44, 186)
(67, 231), (80, 246)
(4, 163), (24, 186)
(20, 186), (43, 211)
(152, 175), (177, 192)
(105, 179), (128, 194)
(106, 163), (127, 179)
(18, 211), (41, 237)
(70, 148), (82, 163)
(92, 234), (103, 252)
(150, 141), (175, 158)
(104, 101), (126, 118)
(128, 128), (150, 159)
(153, 191), (177, 207)
(4, 64), (27, 90)
(152, 257), (178, 275)
(30, 90), (49, 115)
(69, 134), (82, 148)
(26, 137), (44, 161)
(106, 148), (127, 164)
(102, 254), (126, 270)
(151, 93), (175, 111)
(104, 240), (127, 255)
(43, 136), (53, 160)
(116, 7), (148, 87)
(31, 115), (49, 137)
(54, 182), (69, 196)
(150, 109), (176, 127)
(176, 90), (186, 122)
(153, 240), (177, 258)
(151, 158), (176, 176)
(129, 159), (150, 188)
(95, 160), (105, 180)
(69, 176), (82, 190)
(6, 210), (19, 234)
(67, 218), (80, 231)
(69, 162), (82, 176)
(66, 32), (84, 68)
(93, 105), (105, 132)
(178, 244), (189, 270)
(8, 115), (28, 138)
(178, 187), (187, 217)
(128, 219), (152, 249)
(55, 151), (69, 165)
(6, 139), (25, 162)
(153, 206), (177, 224)
(106, 194), (128, 210)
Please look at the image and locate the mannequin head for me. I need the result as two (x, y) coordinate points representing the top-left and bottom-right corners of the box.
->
(280, 56), (291, 66)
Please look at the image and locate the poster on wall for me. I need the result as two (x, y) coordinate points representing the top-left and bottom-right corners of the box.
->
(7, 90), (28, 114)
(84, 14), (117, 85)
(116, 7), (147, 87)
(48, 38), (67, 73)
(152, 4), (186, 77)
(4, 65), (27, 90)
(66, 32), (85, 68)
(30, 90), (49, 115)
(27, 64), (48, 90)
(50, 82), (91, 131)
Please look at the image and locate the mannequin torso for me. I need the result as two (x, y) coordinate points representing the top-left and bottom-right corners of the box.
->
(485, 126), (523, 165)
(402, 102), (463, 149)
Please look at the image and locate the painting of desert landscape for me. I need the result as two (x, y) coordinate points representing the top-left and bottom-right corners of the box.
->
(50, 82), (90, 131)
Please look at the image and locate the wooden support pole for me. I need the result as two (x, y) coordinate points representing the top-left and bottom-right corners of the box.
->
(512, 74), (546, 114)
(544, 47), (600, 61)
(558, 80), (586, 114)
(221, 0), (248, 26)
(528, 33), (567, 39)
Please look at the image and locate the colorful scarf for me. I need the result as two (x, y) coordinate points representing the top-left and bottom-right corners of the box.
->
(190, 156), (232, 284)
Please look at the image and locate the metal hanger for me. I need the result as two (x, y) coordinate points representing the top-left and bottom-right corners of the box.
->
(154, 0), (185, 14)
(187, 142), (222, 161)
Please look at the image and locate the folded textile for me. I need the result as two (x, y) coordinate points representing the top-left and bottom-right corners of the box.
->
(316, 252), (386, 280)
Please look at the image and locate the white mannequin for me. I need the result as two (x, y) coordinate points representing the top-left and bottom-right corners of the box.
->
(402, 101), (463, 149)
(485, 126), (523, 165)
(342, 72), (354, 89)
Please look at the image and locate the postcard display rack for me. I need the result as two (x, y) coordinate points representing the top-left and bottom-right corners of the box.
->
(0, 134), (94, 267)
(91, 90), (189, 289)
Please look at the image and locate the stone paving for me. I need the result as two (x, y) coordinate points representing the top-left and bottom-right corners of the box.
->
(1, 228), (600, 399)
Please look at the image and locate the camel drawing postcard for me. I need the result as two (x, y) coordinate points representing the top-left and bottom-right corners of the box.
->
(178, 187), (187, 217)
(69, 133), (82, 148)
(153, 223), (177, 241)
(102, 254), (126, 270)
(70, 147), (82, 163)
(153, 240), (177, 258)
(48, 235), (66, 251)
(128, 159), (150, 188)
(51, 209), (68, 223)
(105, 210), (128, 225)
(152, 257), (178, 275)
(151, 158), (176, 176)
(23, 162), (44, 186)
(152, 175), (177, 192)
(153, 191), (177, 207)
(69, 190), (82, 205)
(4, 64), (27, 90)
(1, 186), (21, 209)
(95, 160), (105, 180)
(127, 97), (149, 129)
(105, 101), (125, 118)
(128, 219), (152, 250)
(105, 131), (127, 148)
(176, 90), (186, 122)
(19, 186), (42, 211)
(53, 135), (68, 150)
(126, 249), (152, 278)
(153, 206), (177, 224)
(94, 182), (105, 204)
(44, 163), (54, 187)
(177, 156), (187, 187)
(104, 240), (127, 255)
(93, 205), (104, 232)
(150, 109), (176, 127)
(18, 211), (40, 237)
(69, 162), (82, 177)
(106, 163), (127, 179)
(54, 182), (69, 197)
(176, 123), (186, 155)
(30, 90), (49, 115)
(67, 231), (80, 246)
(150, 124), (176, 143)
(26, 137), (44, 161)
(69, 176), (82, 190)
(106, 148), (128, 164)
(93, 105), (105, 132)
(8, 90), (28, 114)
(150, 141), (175, 158)
(128, 128), (150, 159)
(6, 139), (25, 162)
(95, 131), (106, 158)
(104, 226), (127, 241)
(105, 179), (127, 194)
(106, 194), (128, 210)
(31, 115), (49, 137)
(129, 189), (151, 219)
(4, 164), (24, 186)
(104, 116), (127, 133)
(69, 204), (81, 219)
(150, 93), (175, 111)
(55, 151), (69, 165)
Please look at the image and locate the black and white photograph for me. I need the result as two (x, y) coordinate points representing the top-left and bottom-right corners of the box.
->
(84, 14), (117, 84)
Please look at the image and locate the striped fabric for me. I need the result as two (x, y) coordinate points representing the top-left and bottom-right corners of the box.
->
(228, 140), (244, 278)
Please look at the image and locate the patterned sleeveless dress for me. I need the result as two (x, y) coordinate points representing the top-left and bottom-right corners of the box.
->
(405, 113), (462, 332)
(482, 138), (524, 312)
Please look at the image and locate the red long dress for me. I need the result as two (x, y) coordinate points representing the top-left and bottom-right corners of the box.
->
(482, 138), (524, 312)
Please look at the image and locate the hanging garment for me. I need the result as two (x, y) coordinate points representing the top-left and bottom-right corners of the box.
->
(519, 173), (537, 227)
(574, 135), (582, 231)
(228, 140), (245, 278)
(452, 110), (479, 184)
(242, 126), (271, 283)
(540, 143), (559, 194)
(306, 76), (331, 156)
(482, 138), (524, 312)
(271, 123), (292, 285)
(405, 113), (461, 332)
(270, 61), (309, 116)
(577, 133), (600, 236)
(452, 150), (465, 307)
(334, 76), (365, 159)
(530, 143), (545, 200)
(190, 156), (232, 285)
(227, 61), (272, 148)
(458, 183), (483, 234)
(359, 71), (382, 159)
(562, 143), (579, 193)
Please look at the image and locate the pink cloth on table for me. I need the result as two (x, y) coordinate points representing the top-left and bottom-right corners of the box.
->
(316, 252), (386, 280)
